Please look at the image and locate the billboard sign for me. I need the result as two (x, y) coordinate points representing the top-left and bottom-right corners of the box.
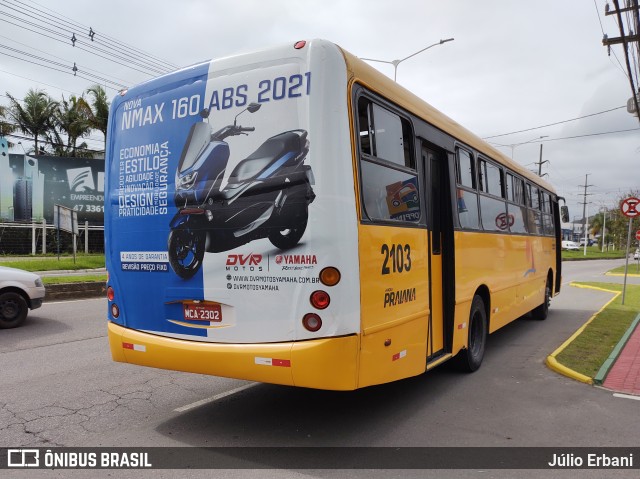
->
(0, 154), (104, 224)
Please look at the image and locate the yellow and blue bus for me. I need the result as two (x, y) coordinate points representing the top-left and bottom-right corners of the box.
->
(105, 39), (566, 390)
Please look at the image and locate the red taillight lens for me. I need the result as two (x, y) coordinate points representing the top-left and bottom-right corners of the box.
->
(320, 267), (341, 286)
(294, 40), (306, 49)
(107, 286), (115, 301)
(111, 303), (120, 318)
(310, 290), (330, 310)
(302, 313), (322, 332)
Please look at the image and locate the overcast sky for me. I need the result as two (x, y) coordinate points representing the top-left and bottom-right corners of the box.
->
(1, 0), (639, 217)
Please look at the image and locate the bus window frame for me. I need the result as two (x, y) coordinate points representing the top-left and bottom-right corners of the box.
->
(353, 87), (424, 227)
(454, 144), (481, 231)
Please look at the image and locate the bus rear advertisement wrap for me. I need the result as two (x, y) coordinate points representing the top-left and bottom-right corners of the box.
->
(106, 40), (561, 390)
(105, 41), (361, 362)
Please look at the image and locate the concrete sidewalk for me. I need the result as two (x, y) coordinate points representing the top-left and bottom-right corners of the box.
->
(600, 313), (640, 396)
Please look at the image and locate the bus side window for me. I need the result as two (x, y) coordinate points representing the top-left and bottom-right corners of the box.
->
(455, 148), (480, 230)
(506, 173), (527, 234)
(357, 95), (420, 223)
(527, 184), (542, 235)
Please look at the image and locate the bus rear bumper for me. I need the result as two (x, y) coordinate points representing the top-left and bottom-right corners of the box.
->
(108, 321), (359, 390)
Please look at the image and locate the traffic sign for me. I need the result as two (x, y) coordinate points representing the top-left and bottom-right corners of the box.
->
(621, 197), (640, 218)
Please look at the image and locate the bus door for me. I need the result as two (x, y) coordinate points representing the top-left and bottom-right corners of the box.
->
(421, 144), (446, 360)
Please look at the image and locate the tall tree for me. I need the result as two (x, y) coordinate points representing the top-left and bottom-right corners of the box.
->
(0, 104), (16, 143)
(85, 85), (110, 151)
(52, 94), (93, 157)
(6, 89), (58, 155)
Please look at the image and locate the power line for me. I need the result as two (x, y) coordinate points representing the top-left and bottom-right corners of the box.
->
(0, 0), (175, 75)
(10, 0), (179, 70)
(0, 11), (168, 77)
(4, 131), (104, 154)
(0, 32), (131, 86)
(0, 15), (160, 80)
(0, 70), (83, 96)
(482, 105), (627, 139)
(0, 47), (126, 90)
(538, 127), (640, 142)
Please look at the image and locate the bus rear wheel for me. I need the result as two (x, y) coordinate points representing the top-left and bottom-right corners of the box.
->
(531, 276), (552, 321)
(455, 295), (487, 372)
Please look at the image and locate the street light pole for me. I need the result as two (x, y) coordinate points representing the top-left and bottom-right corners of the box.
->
(361, 38), (455, 81)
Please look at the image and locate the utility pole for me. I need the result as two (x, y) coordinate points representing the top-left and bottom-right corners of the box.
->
(535, 143), (549, 176)
(579, 174), (594, 256)
(603, 0), (640, 122)
(601, 207), (607, 252)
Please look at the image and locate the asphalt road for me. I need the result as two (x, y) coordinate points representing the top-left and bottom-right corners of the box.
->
(1, 259), (639, 478)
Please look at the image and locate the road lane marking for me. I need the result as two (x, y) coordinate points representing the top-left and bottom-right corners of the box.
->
(174, 383), (258, 412)
(613, 393), (640, 401)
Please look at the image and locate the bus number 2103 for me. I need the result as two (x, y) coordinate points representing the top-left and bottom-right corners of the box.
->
(381, 244), (411, 275)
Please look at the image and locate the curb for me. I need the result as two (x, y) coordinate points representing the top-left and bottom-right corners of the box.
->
(593, 312), (640, 385)
(44, 282), (106, 302)
(545, 283), (621, 385)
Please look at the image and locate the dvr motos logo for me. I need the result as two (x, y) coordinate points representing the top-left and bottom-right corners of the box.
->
(225, 254), (263, 271)
(275, 254), (317, 265)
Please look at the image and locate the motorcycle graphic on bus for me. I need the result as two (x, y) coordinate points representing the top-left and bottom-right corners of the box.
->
(168, 103), (316, 279)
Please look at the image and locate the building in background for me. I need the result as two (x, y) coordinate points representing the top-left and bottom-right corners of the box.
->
(0, 147), (104, 225)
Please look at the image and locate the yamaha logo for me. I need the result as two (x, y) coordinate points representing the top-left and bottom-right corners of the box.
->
(276, 254), (317, 265)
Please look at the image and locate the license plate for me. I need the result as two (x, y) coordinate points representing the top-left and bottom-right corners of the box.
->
(183, 303), (222, 322)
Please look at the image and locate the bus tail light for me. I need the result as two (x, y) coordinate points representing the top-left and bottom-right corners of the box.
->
(319, 267), (341, 286)
(310, 290), (330, 309)
(302, 313), (322, 332)
(111, 303), (120, 318)
(107, 286), (115, 301)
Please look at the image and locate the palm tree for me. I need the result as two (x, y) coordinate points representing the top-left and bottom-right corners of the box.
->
(6, 89), (58, 155)
(0, 104), (16, 143)
(52, 94), (93, 157)
(85, 85), (110, 151)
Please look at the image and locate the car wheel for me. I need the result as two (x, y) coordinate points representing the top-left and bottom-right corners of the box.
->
(0, 292), (29, 329)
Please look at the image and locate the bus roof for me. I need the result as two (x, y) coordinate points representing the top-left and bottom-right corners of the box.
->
(338, 45), (556, 194)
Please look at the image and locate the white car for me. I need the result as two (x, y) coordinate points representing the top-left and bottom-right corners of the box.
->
(562, 241), (580, 251)
(634, 250), (640, 261)
(0, 266), (46, 329)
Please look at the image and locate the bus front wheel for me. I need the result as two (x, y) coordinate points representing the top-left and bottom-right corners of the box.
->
(455, 295), (487, 372)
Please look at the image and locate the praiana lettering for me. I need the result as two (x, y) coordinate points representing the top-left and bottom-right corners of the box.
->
(383, 288), (416, 308)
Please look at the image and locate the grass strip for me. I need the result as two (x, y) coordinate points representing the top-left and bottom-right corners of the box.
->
(607, 264), (640, 275)
(555, 282), (640, 378)
(0, 255), (105, 271)
(561, 248), (626, 260)
(42, 275), (107, 285)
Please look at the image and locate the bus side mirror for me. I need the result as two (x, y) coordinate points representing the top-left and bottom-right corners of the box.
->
(560, 205), (569, 223)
